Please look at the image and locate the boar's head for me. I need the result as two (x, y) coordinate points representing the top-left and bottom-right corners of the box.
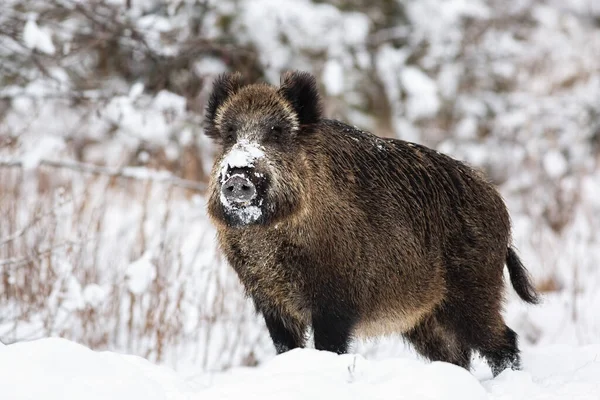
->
(204, 71), (323, 228)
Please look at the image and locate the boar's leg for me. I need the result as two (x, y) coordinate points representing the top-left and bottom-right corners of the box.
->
(441, 271), (522, 376)
(475, 325), (521, 377)
(311, 308), (358, 355)
(404, 314), (472, 370)
(263, 312), (307, 354)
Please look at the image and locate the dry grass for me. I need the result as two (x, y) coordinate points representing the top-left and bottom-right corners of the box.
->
(0, 163), (269, 371)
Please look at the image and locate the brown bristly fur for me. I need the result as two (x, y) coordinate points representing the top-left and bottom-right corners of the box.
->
(204, 70), (539, 377)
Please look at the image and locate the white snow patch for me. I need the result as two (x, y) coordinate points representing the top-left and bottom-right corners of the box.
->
(437, 62), (464, 99)
(151, 90), (187, 115)
(164, 143), (179, 161)
(103, 89), (185, 145)
(128, 82), (145, 99)
(219, 141), (265, 182)
(0, 338), (189, 400)
(406, 0), (489, 48)
(582, 174), (600, 199)
(200, 350), (488, 399)
(322, 60), (344, 96)
(194, 57), (228, 76)
(543, 149), (568, 178)
(239, 0), (370, 77)
(23, 14), (56, 55)
(137, 150), (150, 163)
(394, 117), (421, 142)
(19, 135), (66, 170)
(179, 127), (194, 146)
(119, 167), (172, 180)
(62, 276), (84, 311)
(456, 117), (478, 139)
(83, 284), (108, 309)
(401, 67), (440, 120)
(234, 205), (262, 224)
(376, 45), (409, 114)
(125, 253), (156, 295)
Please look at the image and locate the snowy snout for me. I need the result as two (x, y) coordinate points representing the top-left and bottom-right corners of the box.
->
(221, 173), (256, 205)
(220, 166), (263, 204)
(218, 166), (267, 227)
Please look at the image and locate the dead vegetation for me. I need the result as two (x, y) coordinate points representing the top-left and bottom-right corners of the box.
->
(0, 164), (267, 370)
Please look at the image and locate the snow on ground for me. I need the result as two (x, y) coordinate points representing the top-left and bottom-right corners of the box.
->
(0, 338), (186, 400)
(1, 337), (599, 400)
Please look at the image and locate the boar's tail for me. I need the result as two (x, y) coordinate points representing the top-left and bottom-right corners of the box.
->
(506, 247), (540, 304)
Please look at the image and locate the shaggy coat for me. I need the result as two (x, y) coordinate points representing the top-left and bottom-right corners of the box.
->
(204, 71), (539, 376)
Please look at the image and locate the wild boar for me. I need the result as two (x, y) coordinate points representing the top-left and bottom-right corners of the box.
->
(204, 70), (539, 376)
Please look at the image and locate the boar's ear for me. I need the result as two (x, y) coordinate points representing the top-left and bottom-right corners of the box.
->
(204, 72), (244, 139)
(278, 71), (323, 126)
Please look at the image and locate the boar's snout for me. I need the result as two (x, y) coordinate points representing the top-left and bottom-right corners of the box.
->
(221, 174), (256, 204)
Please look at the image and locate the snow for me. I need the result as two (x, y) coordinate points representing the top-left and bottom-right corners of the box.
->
(199, 350), (487, 400)
(120, 167), (173, 180)
(23, 14), (56, 55)
(102, 89), (187, 146)
(1, 338), (599, 400)
(129, 82), (145, 99)
(456, 117), (479, 139)
(232, 204), (262, 224)
(401, 66), (441, 120)
(437, 63), (463, 99)
(62, 276), (85, 311)
(19, 135), (66, 170)
(323, 60), (345, 96)
(239, 0), (370, 81)
(194, 58), (228, 76)
(126, 253), (157, 295)
(152, 90), (187, 116)
(219, 141), (265, 183)
(0, 338), (186, 400)
(543, 149), (569, 178)
(83, 284), (108, 308)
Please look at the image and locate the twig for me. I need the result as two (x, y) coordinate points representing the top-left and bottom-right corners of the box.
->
(0, 197), (71, 248)
(0, 159), (206, 191)
(0, 239), (82, 268)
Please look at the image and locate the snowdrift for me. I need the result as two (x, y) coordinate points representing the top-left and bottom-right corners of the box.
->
(1, 338), (598, 400)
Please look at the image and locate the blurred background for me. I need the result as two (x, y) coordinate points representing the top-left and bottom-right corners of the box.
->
(1, 0), (599, 375)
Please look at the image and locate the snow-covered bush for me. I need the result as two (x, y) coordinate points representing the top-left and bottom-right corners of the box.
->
(1, 0), (599, 372)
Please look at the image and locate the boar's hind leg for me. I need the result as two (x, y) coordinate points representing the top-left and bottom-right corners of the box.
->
(263, 312), (307, 354)
(404, 314), (472, 370)
(475, 324), (521, 377)
(442, 290), (521, 376)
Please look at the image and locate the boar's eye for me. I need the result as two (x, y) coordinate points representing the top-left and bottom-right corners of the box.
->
(270, 125), (283, 137)
(225, 126), (236, 142)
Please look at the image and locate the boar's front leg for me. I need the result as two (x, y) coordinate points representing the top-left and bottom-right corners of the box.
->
(262, 311), (307, 354)
(312, 303), (359, 355)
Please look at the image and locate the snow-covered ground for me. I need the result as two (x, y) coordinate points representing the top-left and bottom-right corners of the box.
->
(1, 337), (599, 400)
